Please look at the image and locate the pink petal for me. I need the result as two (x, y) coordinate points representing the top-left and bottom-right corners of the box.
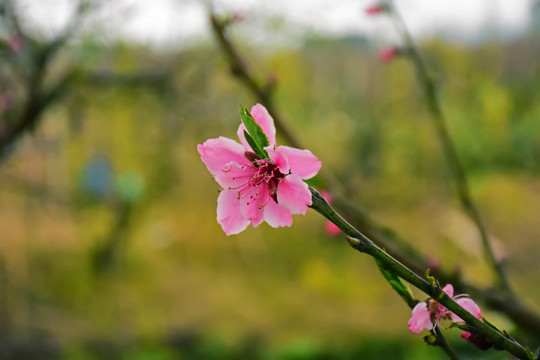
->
(263, 198), (293, 228)
(214, 161), (255, 189)
(266, 146), (290, 174)
(217, 190), (250, 235)
(198, 137), (249, 176)
(442, 284), (454, 298)
(320, 191), (332, 204)
(379, 47), (397, 63)
(276, 174), (312, 215)
(408, 302), (434, 334)
(274, 146), (321, 179)
(325, 221), (341, 236)
(237, 104), (276, 150)
(365, 5), (383, 15)
(451, 298), (483, 322)
(460, 332), (472, 341)
(241, 183), (270, 228)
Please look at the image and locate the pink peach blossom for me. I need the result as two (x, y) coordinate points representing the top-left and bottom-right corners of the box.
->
(408, 284), (482, 334)
(320, 191), (341, 236)
(379, 47), (398, 63)
(8, 33), (24, 53)
(365, 5), (383, 15)
(198, 104), (321, 235)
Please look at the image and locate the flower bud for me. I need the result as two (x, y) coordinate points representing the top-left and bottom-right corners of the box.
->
(320, 191), (341, 236)
(8, 33), (24, 53)
(379, 47), (398, 63)
(365, 4), (389, 16)
(461, 332), (492, 350)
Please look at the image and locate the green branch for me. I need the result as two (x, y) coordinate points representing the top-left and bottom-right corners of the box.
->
(309, 187), (534, 360)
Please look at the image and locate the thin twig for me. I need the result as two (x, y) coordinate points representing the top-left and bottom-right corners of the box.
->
(209, 13), (300, 149)
(0, 0), (91, 159)
(388, 2), (511, 292)
(310, 187), (534, 360)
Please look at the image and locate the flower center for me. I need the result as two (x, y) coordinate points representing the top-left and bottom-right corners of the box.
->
(230, 153), (287, 208)
(249, 158), (285, 200)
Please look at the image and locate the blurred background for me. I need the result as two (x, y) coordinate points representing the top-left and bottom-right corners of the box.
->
(1, 0), (540, 359)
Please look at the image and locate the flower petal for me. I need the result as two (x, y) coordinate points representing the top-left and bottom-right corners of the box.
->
(241, 183), (269, 228)
(276, 174), (311, 215)
(442, 284), (454, 298)
(408, 302), (434, 334)
(263, 199), (293, 228)
(214, 161), (255, 189)
(325, 221), (341, 236)
(237, 104), (276, 150)
(451, 298), (483, 322)
(274, 145), (321, 179)
(198, 137), (249, 176)
(266, 146), (290, 174)
(217, 190), (250, 235)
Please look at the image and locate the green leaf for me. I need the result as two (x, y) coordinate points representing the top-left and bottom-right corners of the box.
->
(304, 175), (322, 187)
(375, 259), (416, 307)
(240, 106), (269, 159)
(243, 130), (266, 160)
(483, 317), (504, 335)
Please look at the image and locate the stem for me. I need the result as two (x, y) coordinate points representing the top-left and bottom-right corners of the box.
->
(208, 8), (540, 336)
(388, 3), (511, 292)
(310, 187), (534, 360)
(208, 13), (301, 149)
(208, 11), (345, 197)
(434, 327), (459, 360)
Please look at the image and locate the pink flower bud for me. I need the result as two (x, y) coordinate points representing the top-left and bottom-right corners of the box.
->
(365, 5), (384, 15)
(0, 91), (14, 111)
(8, 33), (24, 53)
(320, 191), (342, 236)
(379, 47), (397, 63)
(325, 221), (342, 236)
(427, 256), (440, 271)
(231, 13), (245, 23)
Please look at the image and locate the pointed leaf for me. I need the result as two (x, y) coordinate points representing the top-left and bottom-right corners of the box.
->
(243, 130), (268, 160)
(376, 259), (416, 307)
(240, 106), (270, 158)
(483, 317), (504, 335)
(304, 175), (322, 187)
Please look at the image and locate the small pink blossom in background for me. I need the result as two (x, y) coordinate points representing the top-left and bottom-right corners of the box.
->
(0, 91), (15, 111)
(198, 104), (321, 235)
(461, 331), (492, 350)
(325, 221), (341, 236)
(365, 5), (384, 15)
(320, 191), (341, 236)
(231, 13), (245, 23)
(408, 284), (482, 334)
(8, 33), (24, 53)
(379, 47), (398, 63)
(427, 256), (440, 271)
